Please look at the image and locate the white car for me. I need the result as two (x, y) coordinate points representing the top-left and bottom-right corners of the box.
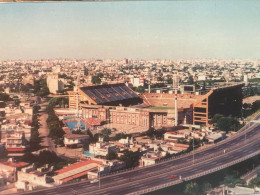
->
(90, 179), (99, 183)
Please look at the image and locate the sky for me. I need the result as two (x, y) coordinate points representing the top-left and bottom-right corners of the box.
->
(0, 0), (259, 60)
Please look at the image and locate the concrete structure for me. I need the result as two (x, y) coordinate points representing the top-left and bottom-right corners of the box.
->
(68, 83), (142, 109)
(193, 83), (244, 126)
(52, 160), (103, 184)
(22, 74), (35, 86)
(89, 140), (117, 157)
(47, 74), (64, 94)
(64, 134), (89, 147)
(0, 159), (29, 183)
(5, 131), (29, 154)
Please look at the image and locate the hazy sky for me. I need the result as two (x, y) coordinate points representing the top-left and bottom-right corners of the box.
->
(0, 1), (259, 60)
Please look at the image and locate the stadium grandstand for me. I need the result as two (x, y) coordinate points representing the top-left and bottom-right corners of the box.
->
(68, 83), (143, 109)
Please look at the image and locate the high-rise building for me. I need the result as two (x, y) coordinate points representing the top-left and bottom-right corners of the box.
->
(46, 73), (64, 94)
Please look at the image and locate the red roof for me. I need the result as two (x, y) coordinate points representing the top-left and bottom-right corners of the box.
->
(1, 161), (29, 168)
(61, 168), (96, 183)
(56, 160), (102, 175)
(6, 148), (26, 152)
(85, 118), (104, 126)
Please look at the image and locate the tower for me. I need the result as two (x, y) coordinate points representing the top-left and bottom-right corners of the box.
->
(175, 89), (178, 126)
(172, 71), (179, 90)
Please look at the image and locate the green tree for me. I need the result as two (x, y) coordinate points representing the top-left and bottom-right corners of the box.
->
(119, 150), (140, 168)
(101, 128), (112, 138)
(216, 116), (240, 133)
(106, 150), (118, 160)
(201, 182), (212, 194)
(248, 173), (260, 188)
(209, 114), (224, 124)
(91, 76), (101, 85)
(0, 92), (11, 101)
(223, 172), (245, 187)
(188, 76), (194, 85)
(84, 67), (88, 76)
(184, 182), (200, 195)
(134, 86), (145, 94)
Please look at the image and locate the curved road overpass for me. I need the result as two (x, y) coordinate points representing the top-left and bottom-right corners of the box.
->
(23, 113), (260, 195)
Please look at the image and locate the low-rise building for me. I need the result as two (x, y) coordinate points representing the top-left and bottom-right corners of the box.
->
(64, 134), (89, 147)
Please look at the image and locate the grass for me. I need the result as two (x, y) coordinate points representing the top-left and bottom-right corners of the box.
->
(245, 110), (260, 121)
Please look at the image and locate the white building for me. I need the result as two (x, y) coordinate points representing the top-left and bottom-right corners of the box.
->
(46, 74), (64, 94)
(64, 134), (89, 147)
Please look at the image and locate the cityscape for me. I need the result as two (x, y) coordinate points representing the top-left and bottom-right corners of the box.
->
(0, 1), (260, 195)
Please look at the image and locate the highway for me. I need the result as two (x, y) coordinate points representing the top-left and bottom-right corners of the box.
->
(21, 113), (260, 195)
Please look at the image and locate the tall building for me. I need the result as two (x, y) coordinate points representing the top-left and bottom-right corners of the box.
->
(172, 71), (179, 89)
(46, 74), (64, 94)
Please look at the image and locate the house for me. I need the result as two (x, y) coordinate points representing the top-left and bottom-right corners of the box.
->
(0, 158), (29, 183)
(64, 134), (89, 148)
(16, 165), (55, 191)
(52, 160), (103, 184)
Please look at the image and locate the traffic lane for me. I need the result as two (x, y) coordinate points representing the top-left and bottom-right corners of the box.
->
(26, 125), (260, 195)
(87, 139), (260, 195)
(99, 124), (260, 181)
(22, 124), (260, 195)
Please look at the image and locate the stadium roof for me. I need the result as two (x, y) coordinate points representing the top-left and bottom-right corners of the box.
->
(80, 83), (140, 105)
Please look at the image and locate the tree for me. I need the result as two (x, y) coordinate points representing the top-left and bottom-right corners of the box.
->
(119, 150), (140, 168)
(248, 173), (260, 188)
(216, 116), (240, 133)
(201, 182), (212, 194)
(223, 172), (245, 187)
(188, 76), (194, 85)
(184, 182), (200, 195)
(106, 150), (118, 160)
(84, 67), (88, 76)
(101, 128), (112, 138)
(133, 86), (145, 94)
(91, 76), (101, 85)
(0, 92), (11, 102)
(209, 114), (224, 124)
(252, 100), (260, 112)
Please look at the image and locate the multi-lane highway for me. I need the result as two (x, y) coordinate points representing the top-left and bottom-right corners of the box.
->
(22, 113), (260, 195)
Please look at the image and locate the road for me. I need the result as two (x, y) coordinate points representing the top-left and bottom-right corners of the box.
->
(38, 105), (56, 152)
(21, 113), (260, 195)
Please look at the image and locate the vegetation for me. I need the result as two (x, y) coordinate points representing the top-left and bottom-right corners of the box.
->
(46, 105), (65, 142)
(48, 97), (69, 108)
(29, 105), (41, 151)
(144, 128), (166, 139)
(91, 73), (104, 85)
(223, 171), (245, 187)
(106, 150), (118, 160)
(132, 86), (145, 94)
(243, 100), (260, 119)
(119, 150), (140, 168)
(34, 78), (50, 97)
(184, 182), (200, 195)
(110, 133), (129, 141)
(22, 150), (74, 171)
(0, 92), (11, 102)
(248, 173), (260, 188)
(210, 114), (242, 133)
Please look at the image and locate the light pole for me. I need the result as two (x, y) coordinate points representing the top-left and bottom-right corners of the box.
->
(98, 166), (100, 189)
(193, 135), (195, 164)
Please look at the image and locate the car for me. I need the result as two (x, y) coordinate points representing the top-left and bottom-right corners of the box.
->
(90, 179), (99, 183)
(169, 174), (178, 179)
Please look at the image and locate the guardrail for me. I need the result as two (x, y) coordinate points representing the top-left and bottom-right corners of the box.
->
(127, 149), (260, 195)
(102, 113), (260, 178)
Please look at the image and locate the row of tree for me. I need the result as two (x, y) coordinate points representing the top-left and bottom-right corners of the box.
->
(46, 105), (65, 143)
(29, 105), (41, 151)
